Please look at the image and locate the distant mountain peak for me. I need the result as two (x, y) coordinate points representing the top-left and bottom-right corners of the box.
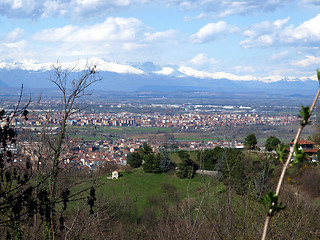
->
(0, 58), (318, 93)
(0, 58), (145, 75)
(0, 59), (52, 71)
(153, 67), (174, 75)
(131, 61), (162, 73)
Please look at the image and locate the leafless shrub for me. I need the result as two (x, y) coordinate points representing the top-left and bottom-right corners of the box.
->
(301, 167), (320, 197)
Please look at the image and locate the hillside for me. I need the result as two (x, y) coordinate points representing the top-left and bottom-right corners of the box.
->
(64, 167), (320, 239)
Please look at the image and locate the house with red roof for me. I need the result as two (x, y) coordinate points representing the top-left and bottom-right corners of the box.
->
(289, 139), (319, 161)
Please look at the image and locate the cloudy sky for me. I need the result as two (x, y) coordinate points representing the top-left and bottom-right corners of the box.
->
(1, 0), (320, 78)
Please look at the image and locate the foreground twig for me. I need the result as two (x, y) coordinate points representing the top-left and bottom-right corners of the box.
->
(261, 70), (320, 240)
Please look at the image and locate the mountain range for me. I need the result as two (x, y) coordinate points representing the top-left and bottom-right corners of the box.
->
(0, 58), (318, 96)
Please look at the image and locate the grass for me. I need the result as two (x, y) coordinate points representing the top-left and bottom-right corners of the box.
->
(68, 126), (174, 134)
(173, 132), (218, 141)
(70, 170), (224, 219)
(175, 136), (219, 141)
(169, 151), (198, 164)
(69, 135), (107, 141)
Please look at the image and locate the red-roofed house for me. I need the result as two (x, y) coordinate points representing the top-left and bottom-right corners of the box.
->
(289, 139), (319, 160)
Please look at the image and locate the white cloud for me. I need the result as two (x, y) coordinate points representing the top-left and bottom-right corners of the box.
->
(0, 0), (41, 18)
(3, 40), (27, 50)
(5, 28), (24, 42)
(33, 17), (144, 43)
(41, 1), (68, 18)
(0, 0), (145, 19)
(292, 55), (320, 67)
(300, 0), (320, 6)
(191, 21), (238, 43)
(233, 65), (255, 73)
(270, 50), (289, 61)
(190, 53), (217, 65)
(1, 39), (32, 60)
(240, 18), (289, 48)
(144, 30), (177, 42)
(21, 17), (178, 62)
(292, 14), (320, 41)
(184, 13), (208, 21)
(274, 17), (290, 28)
(0, 0), (293, 20)
(241, 14), (320, 48)
(168, 0), (291, 18)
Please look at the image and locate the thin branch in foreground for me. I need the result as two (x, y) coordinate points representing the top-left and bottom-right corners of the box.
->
(261, 69), (320, 240)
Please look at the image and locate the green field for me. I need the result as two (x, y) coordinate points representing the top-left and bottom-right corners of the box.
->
(71, 170), (224, 219)
(68, 126), (174, 134)
(175, 136), (219, 141)
(69, 135), (107, 141)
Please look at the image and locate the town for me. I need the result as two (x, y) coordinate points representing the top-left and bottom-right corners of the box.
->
(9, 101), (299, 129)
(4, 99), (308, 171)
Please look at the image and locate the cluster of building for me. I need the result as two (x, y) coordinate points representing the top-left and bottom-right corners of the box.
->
(3, 101), (315, 171)
(61, 137), (247, 170)
(12, 110), (298, 130)
(17, 136), (246, 171)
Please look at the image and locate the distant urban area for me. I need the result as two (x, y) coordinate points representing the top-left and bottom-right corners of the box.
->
(3, 97), (313, 171)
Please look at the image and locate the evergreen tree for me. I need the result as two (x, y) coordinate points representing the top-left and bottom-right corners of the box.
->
(128, 143), (153, 168)
(143, 154), (162, 173)
(176, 151), (198, 179)
(244, 133), (257, 150)
(138, 143), (153, 156)
(127, 152), (143, 168)
(265, 136), (281, 151)
(158, 148), (175, 172)
(197, 147), (224, 170)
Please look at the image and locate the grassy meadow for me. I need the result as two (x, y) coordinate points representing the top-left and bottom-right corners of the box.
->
(70, 169), (225, 219)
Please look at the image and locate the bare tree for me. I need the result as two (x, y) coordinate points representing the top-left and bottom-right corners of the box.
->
(44, 61), (101, 239)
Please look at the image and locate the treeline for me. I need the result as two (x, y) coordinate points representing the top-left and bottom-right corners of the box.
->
(128, 143), (275, 197)
(127, 137), (320, 210)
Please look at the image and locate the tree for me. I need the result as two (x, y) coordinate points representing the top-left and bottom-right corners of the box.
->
(158, 146), (175, 172)
(128, 143), (153, 168)
(142, 154), (162, 173)
(176, 151), (197, 179)
(220, 148), (247, 195)
(127, 152), (143, 168)
(44, 62), (101, 238)
(0, 62), (101, 239)
(265, 136), (281, 151)
(0, 87), (32, 239)
(177, 150), (190, 162)
(197, 147), (224, 171)
(138, 143), (153, 156)
(244, 133), (257, 150)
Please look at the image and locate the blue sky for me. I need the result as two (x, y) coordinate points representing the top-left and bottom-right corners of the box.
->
(1, 0), (320, 79)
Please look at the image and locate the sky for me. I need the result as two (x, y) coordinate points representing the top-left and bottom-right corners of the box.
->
(1, 0), (320, 79)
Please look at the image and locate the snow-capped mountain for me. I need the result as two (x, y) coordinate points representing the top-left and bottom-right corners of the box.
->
(0, 58), (318, 95)
(0, 58), (145, 75)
